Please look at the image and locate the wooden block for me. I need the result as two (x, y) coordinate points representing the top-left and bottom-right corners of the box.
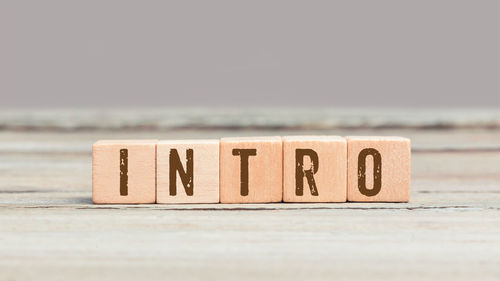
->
(92, 140), (157, 204)
(156, 139), (219, 204)
(347, 136), (411, 202)
(220, 136), (282, 203)
(283, 136), (347, 202)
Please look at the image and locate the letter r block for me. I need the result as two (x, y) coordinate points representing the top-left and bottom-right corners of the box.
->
(220, 137), (282, 203)
(283, 136), (347, 202)
(157, 140), (219, 204)
(347, 136), (411, 202)
(92, 140), (157, 204)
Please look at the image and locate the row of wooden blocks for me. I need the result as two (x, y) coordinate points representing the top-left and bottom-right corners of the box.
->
(92, 136), (411, 204)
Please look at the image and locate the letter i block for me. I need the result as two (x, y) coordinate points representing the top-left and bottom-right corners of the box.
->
(347, 137), (411, 202)
(283, 136), (347, 202)
(156, 140), (219, 204)
(92, 140), (157, 204)
(220, 137), (282, 203)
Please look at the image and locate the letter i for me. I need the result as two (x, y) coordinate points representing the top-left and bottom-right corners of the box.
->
(120, 149), (128, 196)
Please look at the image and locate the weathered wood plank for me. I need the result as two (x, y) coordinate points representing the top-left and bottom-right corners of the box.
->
(1, 108), (499, 130)
(0, 126), (499, 281)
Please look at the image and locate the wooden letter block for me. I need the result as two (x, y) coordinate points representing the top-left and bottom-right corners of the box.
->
(156, 140), (219, 204)
(283, 136), (347, 202)
(347, 136), (411, 202)
(220, 136), (282, 203)
(92, 140), (157, 204)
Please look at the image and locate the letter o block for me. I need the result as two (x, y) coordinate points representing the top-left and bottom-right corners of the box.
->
(220, 137), (282, 203)
(283, 136), (347, 202)
(347, 137), (411, 202)
(92, 140), (157, 204)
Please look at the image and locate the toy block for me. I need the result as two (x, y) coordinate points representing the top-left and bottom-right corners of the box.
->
(156, 139), (219, 204)
(92, 140), (157, 204)
(347, 136), (411, 202)
(220, 136), (282, 203)
(283, 136), (347, 202)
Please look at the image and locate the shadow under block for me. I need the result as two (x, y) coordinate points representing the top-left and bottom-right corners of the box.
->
(347, 136), (411, 202)
(92, 140), (157, 204)
(220, 136), (283, 203)
(283, 136), (347, 202)
(156, 140), (219, 204)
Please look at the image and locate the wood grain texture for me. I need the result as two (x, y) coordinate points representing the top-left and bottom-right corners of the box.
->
(157, 139), (219, 203)
(92, 140), (157, 204)
(283, 136), (347, 202)
(347, 136), (411, 202)
(220, 136), (282, 203)
(0, 111), (500, 281)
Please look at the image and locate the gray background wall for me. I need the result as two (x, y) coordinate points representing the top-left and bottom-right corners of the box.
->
(1, 0), (499, 108)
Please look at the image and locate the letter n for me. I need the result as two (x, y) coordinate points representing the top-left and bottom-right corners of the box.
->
(169, 149), (194, 196)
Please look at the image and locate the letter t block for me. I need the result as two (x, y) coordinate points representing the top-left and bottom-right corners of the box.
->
(220, 137), (283, 203)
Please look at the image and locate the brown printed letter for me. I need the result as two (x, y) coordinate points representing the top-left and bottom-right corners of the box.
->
(358, 148), (382, 197)
(169, 149), (194, 196)
(295, 149), (319, 196)
(232, 149), (257, 196)
(120, 149), (128, 196)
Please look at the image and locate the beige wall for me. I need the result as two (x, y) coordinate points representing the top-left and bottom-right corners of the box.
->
(1, 0), (499, 107)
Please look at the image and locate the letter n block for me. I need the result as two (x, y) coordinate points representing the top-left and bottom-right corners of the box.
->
(157, 140), (219, 204)
(283, 136), (347, 202)
(347, 136), (411, 202)
(220, 137), (282, 203)
(92, 140), (157, 204)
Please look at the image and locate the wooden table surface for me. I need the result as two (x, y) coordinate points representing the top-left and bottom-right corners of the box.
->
(0, 109), (499, 280)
